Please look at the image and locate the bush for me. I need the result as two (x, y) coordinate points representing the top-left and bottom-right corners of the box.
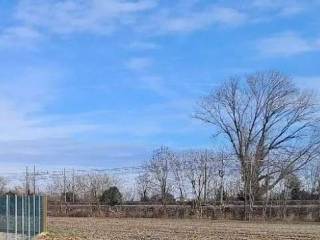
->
(150, 193), (176, 204)
(100, 186), (122, 206)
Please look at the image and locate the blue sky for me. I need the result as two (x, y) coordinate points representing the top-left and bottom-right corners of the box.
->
(0, 0), (320, 172)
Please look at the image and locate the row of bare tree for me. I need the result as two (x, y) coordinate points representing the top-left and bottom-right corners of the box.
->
(136, 147), (232, 207)
(136, 71), (320, 219)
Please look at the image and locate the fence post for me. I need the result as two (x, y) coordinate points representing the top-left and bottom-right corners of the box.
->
(28, 196), (30, 240)
(33, 195), (36, 236)
(44, 196), (48, 232)
(22, 195), (25, 238)
(15, 195), (17, 239)
(38, 195), (41, 234)
(6, 195), (9, 240)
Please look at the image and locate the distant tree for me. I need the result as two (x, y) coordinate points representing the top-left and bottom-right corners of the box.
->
(310, 162), (320, 199)
(136, 172), (152, 202)
(100, 186), (122, 206)
(214, 188), (228, 202)
(183, 150), (209, 210)
(77, 173), (114, 204)
(6, 191), (18, 197)
(169, 154), (187, 202)
(0, 177), (8, 194)
(146, 146), (175, 205)
(285, 174), (302, 200)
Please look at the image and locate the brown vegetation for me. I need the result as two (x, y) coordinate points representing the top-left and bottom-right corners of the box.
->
(48, 203), (320, 222)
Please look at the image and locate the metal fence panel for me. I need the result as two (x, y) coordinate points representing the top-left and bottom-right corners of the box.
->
(0, 195), (47, 240)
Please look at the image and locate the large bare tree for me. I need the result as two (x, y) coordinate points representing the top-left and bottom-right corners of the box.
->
(195, 71), (320, 215)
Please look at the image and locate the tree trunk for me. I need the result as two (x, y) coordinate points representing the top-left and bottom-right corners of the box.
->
(243, 162), (260, 221)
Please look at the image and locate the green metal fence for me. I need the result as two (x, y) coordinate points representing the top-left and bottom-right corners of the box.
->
(0, 195), (47, 240)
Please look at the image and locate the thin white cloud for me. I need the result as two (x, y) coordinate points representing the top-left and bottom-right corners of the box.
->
(0, 65), (99, 141)
(294, 76), (320, 91)
(0, 107), (98, 141)
(0, 66), (61, 112)
(256, 32), (320, 57)
(0, 0), (318, 50)
(15, 0), (158, 35)
(242, 0), (320, 24)
(0, 138), (151, 173)
(7, 0), (307, 55)
(251, 0), (306, 16)
(138, 75), (174, 97)
(144, 6), (247, 34)
(0, 0), (249, 47)
(124, 56), (179, 97)
(0, 93), (206, 171)
(127, 41), (159, 50)
(0, 26), (42, 49)
(126, 57), (153, 71)
(0, 60), (192, 149)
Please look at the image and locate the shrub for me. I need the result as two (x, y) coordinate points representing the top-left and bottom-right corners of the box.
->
(100, 186), (122, 206)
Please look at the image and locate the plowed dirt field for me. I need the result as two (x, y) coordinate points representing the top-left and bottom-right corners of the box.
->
(39, 217), (320, 240)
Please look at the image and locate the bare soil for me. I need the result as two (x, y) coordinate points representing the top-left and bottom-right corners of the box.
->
(39, 217), (320, 240)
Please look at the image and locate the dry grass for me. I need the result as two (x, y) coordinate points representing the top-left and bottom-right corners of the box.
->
(39, 217), (320, 240)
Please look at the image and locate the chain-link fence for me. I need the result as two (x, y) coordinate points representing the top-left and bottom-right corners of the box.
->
(0, 195), (47, 240)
